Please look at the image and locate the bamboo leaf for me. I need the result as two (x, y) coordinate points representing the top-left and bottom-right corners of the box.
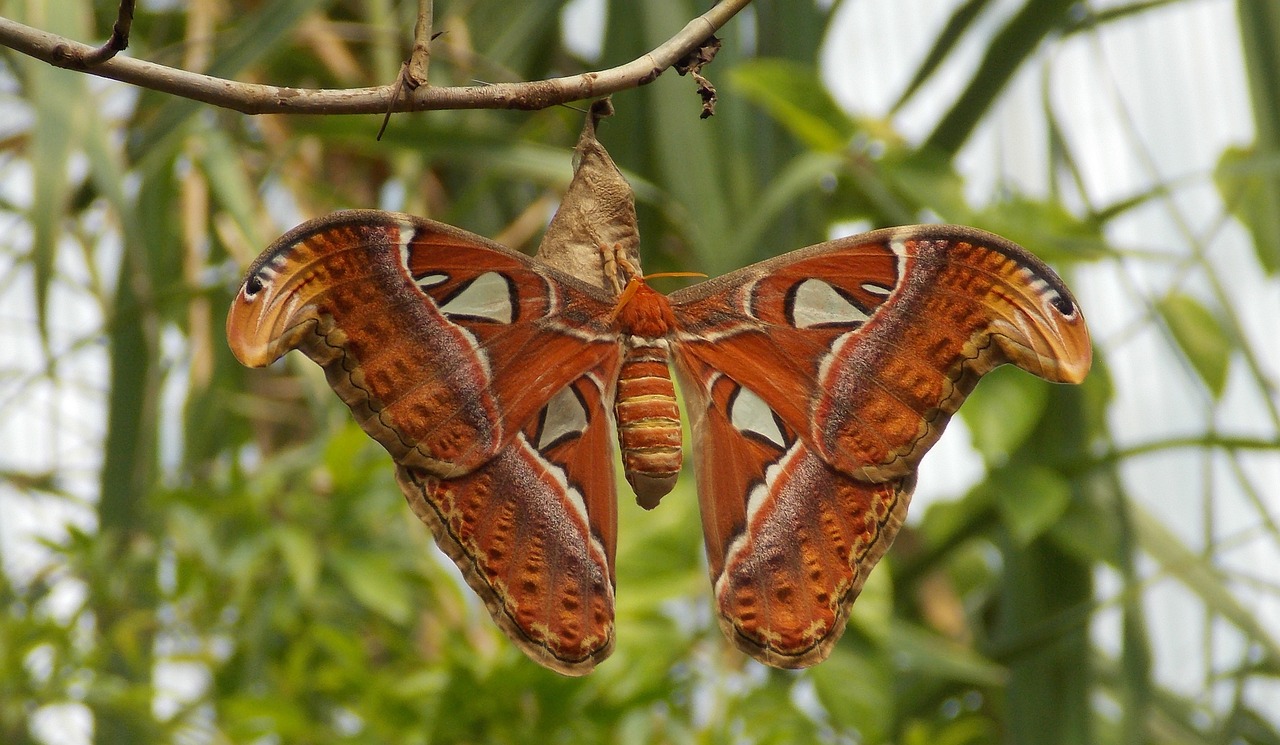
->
(481, 0), (574, 73)
(995, 539), (1092, 745)
(15, 2), (92, 343)
(924, 0), (1075, 155)
(729, 59), (856, 152)
(199, 127), (261, 249)
(1048, 488), (1120, 564)
(893, 0), (993, 112)
(727, 150), (845, 255)
(638, 0), (735, 274)
(970, 196), (1110, 264)
(327, 117), (575, 188)
(878, 148), (969, 220)
(129, 0), (330, 162)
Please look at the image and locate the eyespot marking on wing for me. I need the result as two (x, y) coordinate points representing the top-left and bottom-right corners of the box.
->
(1050, 292), (1076, 316)
(1026, 270), (1076, 317)
(787, 279), (871, 329)
(243, 272), (265, 298)
(439, 271), (516, 323)
(728, 384), (787, 449)
(860, 282), (892, 296)
(538, 384), (590, 451)
(241, 253), (290, 300)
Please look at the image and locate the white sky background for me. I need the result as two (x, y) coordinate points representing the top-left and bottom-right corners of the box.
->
(2, 0), (1279, 740)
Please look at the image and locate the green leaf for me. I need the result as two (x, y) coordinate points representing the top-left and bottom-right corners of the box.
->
(129, 0), (330, 162)
(903, 715), (998, 745)
(849, 553), (895, 640)
(727, 150), (846, 257)
(886, 622), (1007, 687)
(729, 59), (857, 152)
(809, 646), (894, 743)
(1215, 145), (1280, 274)
(1048, 487), (1119, 563)
(893, 0), (992, 112)
(200, 127), (262, 250)
(961, 366), (1050, 463)
(17, 2), (91, 343)
(323, 422), (384, 491)
(918, 482), (995, 553)
(925, 0), (1076, 155)
(1157, 293), (1233, 398)
(167, 504), (221, 567)
(991, 466), (1073, 547)
(275, 526), (321, 597)
(330, 550), (413, 624)
(734, 676), (822, 744)
(1233, 0), (1280, 274)
(879, 148), (970, 220)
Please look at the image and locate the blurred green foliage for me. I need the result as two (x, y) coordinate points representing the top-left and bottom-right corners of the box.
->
(2, 1), (1278, 744)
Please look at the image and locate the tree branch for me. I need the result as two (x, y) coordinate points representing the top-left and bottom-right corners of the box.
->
(0, 1), (750, 115)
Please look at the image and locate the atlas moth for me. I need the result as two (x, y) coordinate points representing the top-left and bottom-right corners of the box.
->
(227, 104), (1090, 675)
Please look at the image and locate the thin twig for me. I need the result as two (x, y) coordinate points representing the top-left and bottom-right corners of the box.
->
(69, 0), (135, 66)
(406, 0), (433, 88)
(0, 0), (748, 115)
(383, 0), (437, 139)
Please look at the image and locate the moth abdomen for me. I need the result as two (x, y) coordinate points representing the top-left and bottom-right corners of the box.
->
(614, 343), (682, 509)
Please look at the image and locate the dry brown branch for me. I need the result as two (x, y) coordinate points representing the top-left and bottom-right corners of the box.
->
(406, 0), (434, 88)
(0, 1), (749, 115)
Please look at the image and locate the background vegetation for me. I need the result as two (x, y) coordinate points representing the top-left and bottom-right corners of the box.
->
(1, 0), (1277, 743)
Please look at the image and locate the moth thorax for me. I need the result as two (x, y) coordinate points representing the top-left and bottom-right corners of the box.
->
(614, 342), (682, 510)
(613, 281), (677, 338)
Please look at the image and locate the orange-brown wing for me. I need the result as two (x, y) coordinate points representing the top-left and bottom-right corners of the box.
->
(396, 371), (619, 675)
(672, 354), (915, 668)
(669, 224), (1091, 666)
(227, 210), (623, 674)
(227, 209), (620, 477)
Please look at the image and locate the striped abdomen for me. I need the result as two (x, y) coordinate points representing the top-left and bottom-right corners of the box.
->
(615, 340), (682, 509)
